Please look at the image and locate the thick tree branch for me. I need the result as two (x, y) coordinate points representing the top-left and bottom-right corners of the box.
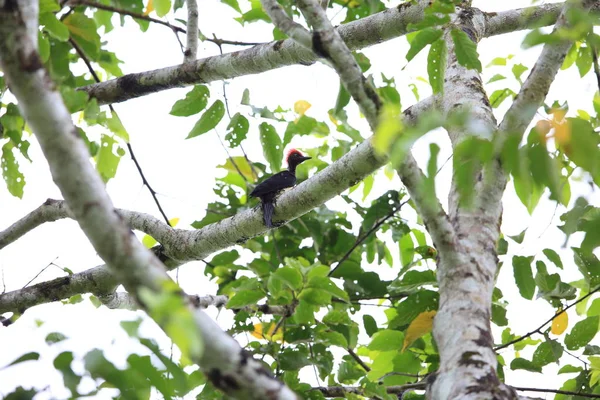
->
(76, 2), (600, 105)
(496, 0), (595, 179)
(184, 0), (198, 62)
(259, 0), (313, 49)
(428, 5), (510, 400)
(294, 0), (381, 129)
(0, 98), (434, 315)
(99, 292), (292, 316)
(0, 2), (297, 398)
(0, 199), (180, 251)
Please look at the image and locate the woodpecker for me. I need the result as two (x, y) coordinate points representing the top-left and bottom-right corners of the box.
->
(250, 149), (311, 228)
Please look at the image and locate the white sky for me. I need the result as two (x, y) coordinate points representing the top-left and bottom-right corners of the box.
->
(1, 0), (599, 398)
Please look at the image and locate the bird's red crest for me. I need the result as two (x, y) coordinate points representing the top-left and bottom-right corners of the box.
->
(286, 149), (304, 160)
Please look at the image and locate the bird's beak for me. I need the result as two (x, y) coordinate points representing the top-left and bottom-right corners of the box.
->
(300, 156), (312, 163)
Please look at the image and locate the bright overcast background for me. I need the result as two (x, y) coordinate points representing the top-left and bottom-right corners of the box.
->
(1, 0), (599, 398)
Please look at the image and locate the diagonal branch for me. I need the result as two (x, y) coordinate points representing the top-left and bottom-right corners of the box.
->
(495, 0), (596, 188)
(294, 0), (381, 130)
(0, 98), (434, 315)
(76, 2), (600, 105)
(0, 2), (297, 398)
(0, 199), (179, 251)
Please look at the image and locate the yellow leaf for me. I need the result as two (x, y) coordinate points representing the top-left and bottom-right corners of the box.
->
(218, 156), (255, 182)
(328, 111), (339, 127)
(169, 217), (180, 227)
(250, 323), (263, 339)
(144, 0), (154, 15)
(294, 100), (311, 116)
(535, 120), (551, 144)
(250, 322), (283, 342)
(551, 309), (568, 335)
(142, 234), (157, 248)
(402, 310), (436, 352)
(551, 109), (571, 151)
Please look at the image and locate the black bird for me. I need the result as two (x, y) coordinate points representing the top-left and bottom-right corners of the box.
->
(250, 149), (311, 228)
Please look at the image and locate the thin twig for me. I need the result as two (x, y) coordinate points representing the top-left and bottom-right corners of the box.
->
(68, 0), (186, 33)
(214, 130), (249, 184)
(22, 257), (62, 288)
(494, 285), (600, 351)
(329, 200), (408, 277)
(346, 347), (370, 372)
(512, 386), (600, 398)
(271, 231), (283, 265)
(564, 348), (589, 368)
(591, 44), (600, 92)
(69, 0), (263, 48)
(214, 41), (258, 181)
(69, 38), (172, 226)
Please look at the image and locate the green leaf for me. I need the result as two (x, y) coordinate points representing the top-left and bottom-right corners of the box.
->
(2, 352), (40, 369)
(576, 45), (593, 77)
(511, 63), (528, 83)
(259, 122), (283, 173)
(389, 290), (438, 328)
(558, 365), (582, 374)
(368, 329), (403, 351)
(154, 0), (172, 17)
(487, 73), (506, 83)
(272, 266), (303, 292)
(186, 100), (225, 139)
(53, 352), (80, 396)
(38, 32), (50, 62)
(105, 113), (129, 142)
(510, 357), (541, 373)
(226, 289), (265, 308)
(363, 315), (378, 337)
(489, 89), (515, 108)
(45, 332), (68, 345)
(427, 39), (446, 94)
(565, 119), (600, 186)
(1, 143), (25, 198)
(564, 316), (599, 350)
(221, 0), (241, 12)
(40, 0), (60, 13)
(406, 28), (442, 61)
(298, 288), (331, 306)
(513, 256), (535, 300)
(307, 276), (349, 302)
(170, 85), (210, 117)
(64, 13), (101, 60)
(532, 340), (563, 367)
(225, 113), (249, 147)
(450, 29), (482, 72)
(96, 134), (123, 182)
(543, 248), (563, 269)
(388, 270), (436, 294)
(40, 13), (70, 41)
(61, 86), (89, 113)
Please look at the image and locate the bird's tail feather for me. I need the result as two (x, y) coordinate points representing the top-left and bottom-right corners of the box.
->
(262, 201), (275, 228)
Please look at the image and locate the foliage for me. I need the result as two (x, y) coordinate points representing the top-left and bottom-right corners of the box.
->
(1, 0), (600, 399)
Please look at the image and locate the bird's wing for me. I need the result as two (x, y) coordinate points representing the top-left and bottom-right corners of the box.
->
(250, 171), (296, 198)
